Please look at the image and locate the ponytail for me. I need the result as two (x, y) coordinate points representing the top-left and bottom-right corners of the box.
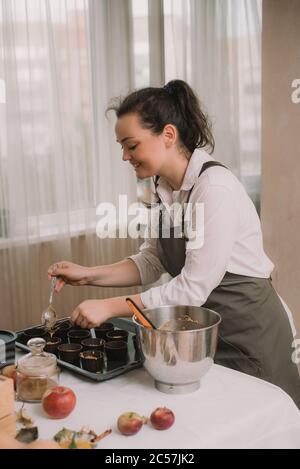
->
(106, 79), (215, 154)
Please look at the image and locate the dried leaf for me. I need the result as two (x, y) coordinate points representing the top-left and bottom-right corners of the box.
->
(53, 426), (111, 449)
(16, 427), (39, 443)
(16, 406), (35, 427)
(53, 427), (74, 444)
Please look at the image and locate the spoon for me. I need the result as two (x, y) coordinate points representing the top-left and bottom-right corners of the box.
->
(125, 297), (156, 329)
(41, 276), (58, 333)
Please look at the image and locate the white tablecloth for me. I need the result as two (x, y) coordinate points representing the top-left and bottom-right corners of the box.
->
(16, 364), (300, 449)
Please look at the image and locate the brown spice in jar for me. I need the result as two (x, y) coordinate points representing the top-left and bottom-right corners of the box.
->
(18, 377), (57, 401)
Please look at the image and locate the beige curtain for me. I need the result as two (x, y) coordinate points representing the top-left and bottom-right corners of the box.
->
(0, 0), (140, 331)
(164, 0), (262, 211)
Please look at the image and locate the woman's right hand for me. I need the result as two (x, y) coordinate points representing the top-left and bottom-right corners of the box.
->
(47, 261), (92, 293)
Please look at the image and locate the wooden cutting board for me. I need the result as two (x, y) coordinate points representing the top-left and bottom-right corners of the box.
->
(0, 375), (15, 420)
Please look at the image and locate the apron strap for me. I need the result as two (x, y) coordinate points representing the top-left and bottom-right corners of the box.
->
(153, 175), (162, 204)
(186, 161), (228, 204)
(154, 175), (160, 188)
(199, 160), (228, 175)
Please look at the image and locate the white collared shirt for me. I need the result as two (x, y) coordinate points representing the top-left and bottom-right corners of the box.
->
(128, 148), (275, 309)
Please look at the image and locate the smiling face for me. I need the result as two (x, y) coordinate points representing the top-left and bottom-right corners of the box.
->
(115, 113), (175, 179)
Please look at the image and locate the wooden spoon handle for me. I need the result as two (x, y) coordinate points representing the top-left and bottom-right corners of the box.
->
(125, 298), (155, 329)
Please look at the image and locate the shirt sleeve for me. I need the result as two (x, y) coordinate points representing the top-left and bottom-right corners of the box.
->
(140, 183), (239, 308)
(127, 235), (166, 285)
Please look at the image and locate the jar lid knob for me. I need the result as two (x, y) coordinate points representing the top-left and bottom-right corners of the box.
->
(27, 337), (46, 354)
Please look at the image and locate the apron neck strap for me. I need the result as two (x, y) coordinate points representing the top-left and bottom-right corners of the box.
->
(186, 161), (228, 204)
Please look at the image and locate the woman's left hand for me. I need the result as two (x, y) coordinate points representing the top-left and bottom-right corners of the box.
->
(70, 299), (113, 328)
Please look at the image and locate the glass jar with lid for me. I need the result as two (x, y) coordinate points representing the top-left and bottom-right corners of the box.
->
(17, 337), (59, 402)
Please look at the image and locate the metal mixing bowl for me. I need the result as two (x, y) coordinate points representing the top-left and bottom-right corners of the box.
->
(132, 305), (221, 394)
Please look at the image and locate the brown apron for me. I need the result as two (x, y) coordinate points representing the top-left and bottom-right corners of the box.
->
(155, 161), (300, 408)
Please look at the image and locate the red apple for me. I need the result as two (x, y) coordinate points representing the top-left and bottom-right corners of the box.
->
(117, 412), (146, 436)
(1, 365), (17, 389)
(42, 386), (76, 419)
(150, 407), (175, 430)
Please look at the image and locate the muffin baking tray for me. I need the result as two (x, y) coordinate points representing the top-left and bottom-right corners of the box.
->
(0, 330), (17, 368)
(15, 317), (143, 382)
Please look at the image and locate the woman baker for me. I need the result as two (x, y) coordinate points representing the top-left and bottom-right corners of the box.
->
(48, 80), (300, 407)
